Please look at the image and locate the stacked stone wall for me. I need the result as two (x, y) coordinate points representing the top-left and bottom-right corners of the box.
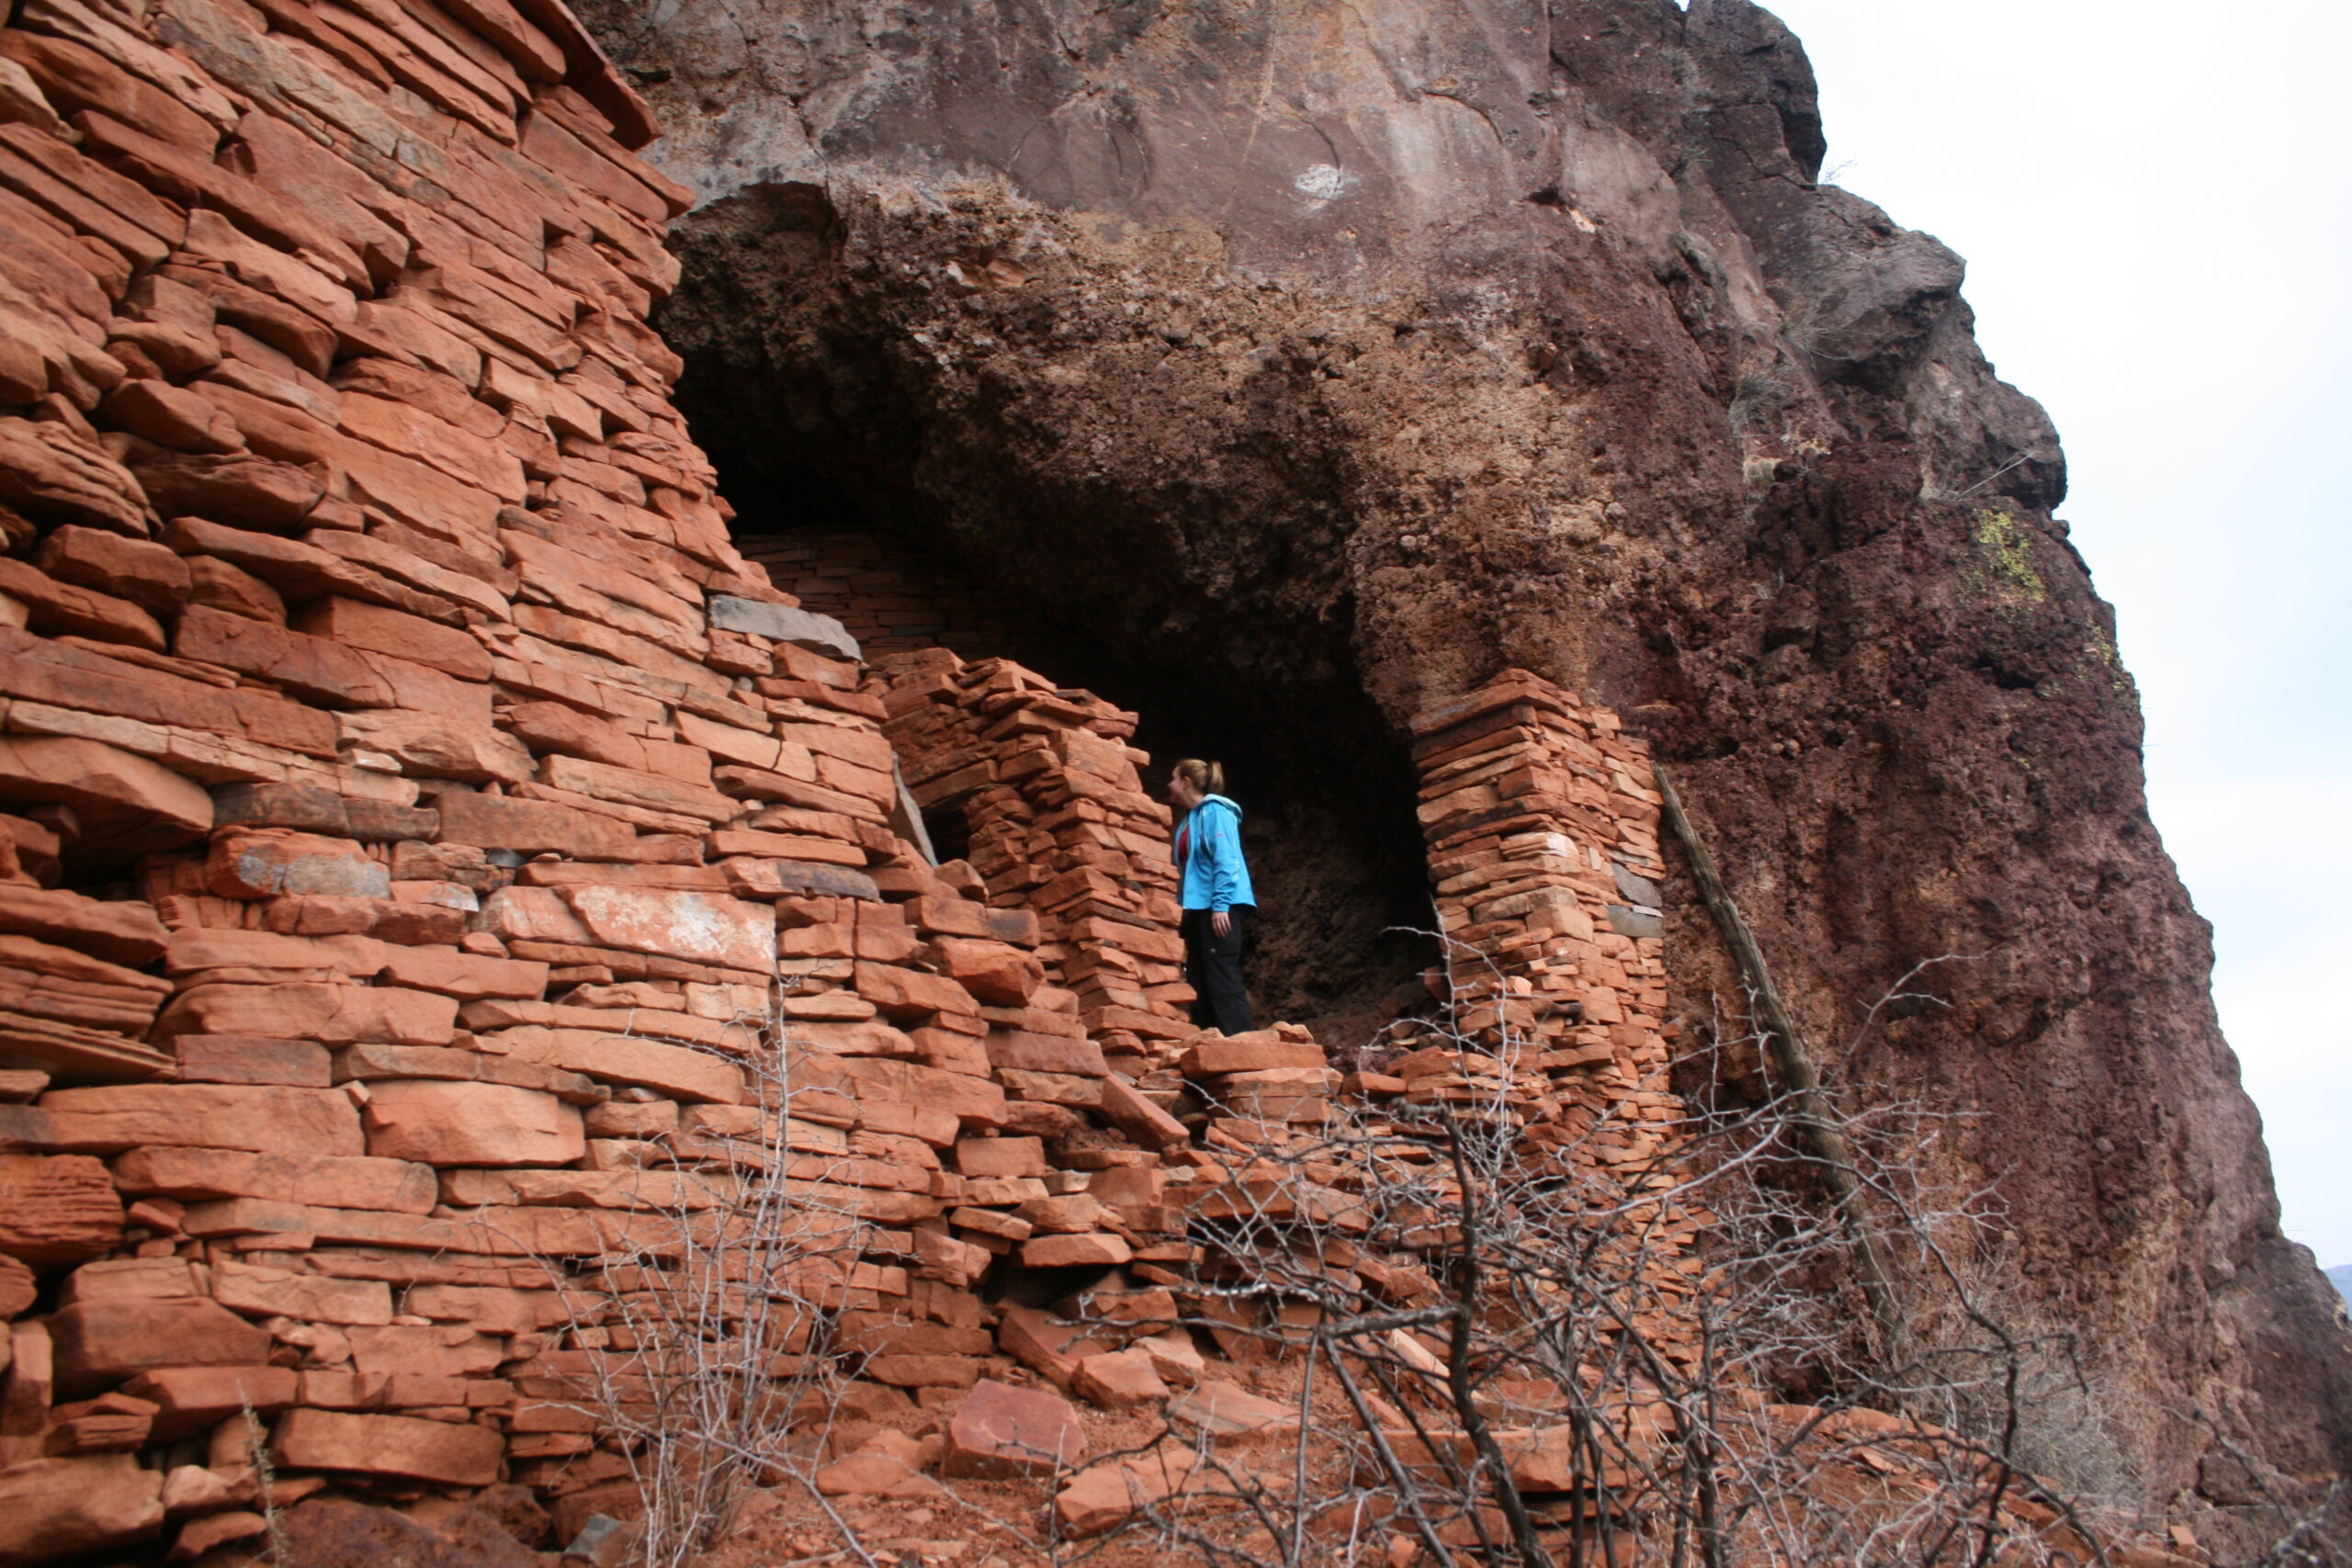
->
(0, 0), (1711, 1552)
(740, 527), (1056, 668)
(1390, 669), (1698, 1371)
(872, 649), (1197, 1057)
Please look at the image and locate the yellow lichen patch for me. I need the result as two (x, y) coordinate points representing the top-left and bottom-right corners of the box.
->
(2080, 624), (2135, 700)
(1965, 509), (2047, 604)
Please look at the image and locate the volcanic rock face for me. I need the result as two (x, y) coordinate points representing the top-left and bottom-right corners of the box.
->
(577, 0), (2349, 1540)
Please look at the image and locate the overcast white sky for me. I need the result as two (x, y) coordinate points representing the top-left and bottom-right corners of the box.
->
(1750, 0), (2352, 1266)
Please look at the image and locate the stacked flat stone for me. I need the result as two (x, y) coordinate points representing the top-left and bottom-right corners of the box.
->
(875, 649), (1195, 1062)
(1404, 668), (1701, 1367)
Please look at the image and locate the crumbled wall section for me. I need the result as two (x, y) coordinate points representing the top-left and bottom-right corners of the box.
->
(873, 649), (1196, 1057)
(1400, 669), (1699, 1371)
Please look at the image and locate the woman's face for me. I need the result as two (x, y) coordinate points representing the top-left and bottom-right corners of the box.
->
(1169, 774), (1203, 810)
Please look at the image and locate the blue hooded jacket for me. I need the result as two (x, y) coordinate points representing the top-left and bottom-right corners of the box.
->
(1175, 794), (1256, 913)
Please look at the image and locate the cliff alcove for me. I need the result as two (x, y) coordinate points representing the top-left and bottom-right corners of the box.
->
(693, 382), (1442, 1039)
(581, 0), (2352, 1546)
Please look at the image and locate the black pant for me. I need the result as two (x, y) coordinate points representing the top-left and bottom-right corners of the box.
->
(1182, 907), (1254, 1035)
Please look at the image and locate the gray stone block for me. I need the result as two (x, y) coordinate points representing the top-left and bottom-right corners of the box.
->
(706, 596), (860, 660)
(1606, 905), (1663, 940)
(1611, 862), (1664, 908)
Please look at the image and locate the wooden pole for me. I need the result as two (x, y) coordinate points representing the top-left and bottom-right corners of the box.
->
(1651, 762), (1914, 1371)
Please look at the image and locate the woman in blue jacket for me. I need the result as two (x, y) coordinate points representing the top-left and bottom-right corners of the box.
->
(1168, 758), (1257, 1034)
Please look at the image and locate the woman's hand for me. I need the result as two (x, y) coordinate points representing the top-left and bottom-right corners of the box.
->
(1211, 911), (1232, 939)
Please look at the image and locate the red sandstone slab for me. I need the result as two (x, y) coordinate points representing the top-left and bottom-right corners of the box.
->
(119, 1365), (297, 1442)
(0, 1151), (123, 1266)
(956, 1134), (1047, 1178)
(1021, 1233), (1131, 1269)
(561, 885), (774, 974)
(270, 1407), (503, 1486)
(48, 1295), (272, 1398)
(112, 1145), (437, 1214)
(362, 1079), (584, 1167)
(987, 1031), (1108, 1077)
(28, 1084), (364, 1156)
(294, 595), (492, 681)
(206, 829), (389, 900)
(492, 1025), (744, 1104)
(932, 937), (1043, 1005)
(942, 1377), (1085, 1479)
(0, 627), (335, 759)
(1072, 1348), (1169, 1411)
(854, 961), (978, 1021)
(1097, 1074), (1190, 1150)
(379, 945), (547, 1000)
(1182, 1037), (1328, 1076)
(435, 789), (636, 859)
(154, 983), (457, 1047)
(0, 1455), (164, 1562)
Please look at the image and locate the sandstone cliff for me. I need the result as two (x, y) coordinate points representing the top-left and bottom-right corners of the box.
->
(570, 0), (2352, 1545)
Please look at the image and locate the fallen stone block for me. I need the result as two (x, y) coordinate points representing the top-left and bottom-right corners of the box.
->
(1072, 1347), (1170, 1411)
(172, 1509), (270, 1560)
(1052, 1447), (1224, 1538)
(1167, 1380), (1302, 1449)
(942, 1377), (1085, 1479)
(273, 1495), (541, 1567)
(813, 1448), (944, 1500)
(995, 1304), (1107, 1390)
(0, 1454), (164, 1561)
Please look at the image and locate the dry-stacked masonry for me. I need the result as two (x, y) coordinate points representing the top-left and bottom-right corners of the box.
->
(873, 649), (1196, 1054)
(1399, 670), (1700, 1371)
(0, 0), (1713, 1551)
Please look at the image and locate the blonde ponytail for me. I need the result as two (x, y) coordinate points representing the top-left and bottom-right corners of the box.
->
(1172, 758), (1225, 796)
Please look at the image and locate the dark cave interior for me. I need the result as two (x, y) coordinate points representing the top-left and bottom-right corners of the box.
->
(696, 450), (1438, 1040)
